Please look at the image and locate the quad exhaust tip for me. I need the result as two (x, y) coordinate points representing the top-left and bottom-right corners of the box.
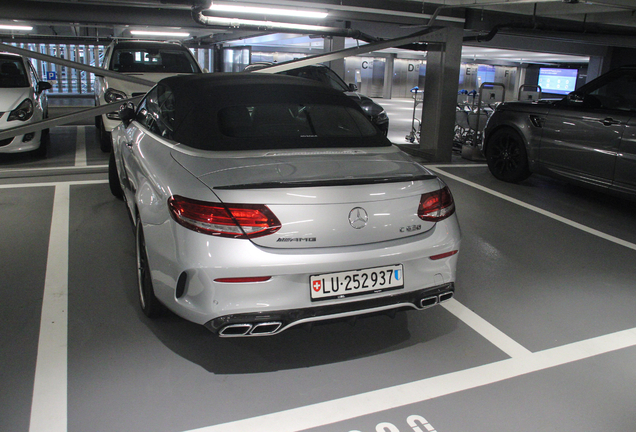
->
(439, 292), (454, 302)
(219, 322), (283, 337)
(218, 291), (454, 336)
(419, 291), (453, 309)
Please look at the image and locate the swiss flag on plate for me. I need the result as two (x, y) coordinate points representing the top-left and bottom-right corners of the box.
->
(312, 280), (322, 292)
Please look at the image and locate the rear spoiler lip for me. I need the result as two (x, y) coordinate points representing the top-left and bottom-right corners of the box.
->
(213, 174), (437, 190)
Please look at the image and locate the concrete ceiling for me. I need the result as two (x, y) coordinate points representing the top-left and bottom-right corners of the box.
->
(0, 0), (635, 64)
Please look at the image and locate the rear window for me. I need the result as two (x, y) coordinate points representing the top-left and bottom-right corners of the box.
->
(110, 47), (200, 73)
(0, 57), (28, 88)
(164, 79), (391, 151)
(218, 103), (377, 138)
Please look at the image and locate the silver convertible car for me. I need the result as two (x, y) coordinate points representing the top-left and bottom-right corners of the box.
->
(109, 73), (461, 337)
(484, 66), (636, 199)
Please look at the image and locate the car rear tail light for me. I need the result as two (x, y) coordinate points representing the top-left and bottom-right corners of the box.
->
(430, 250), (459, 260)
(168, 195), (281, 238)
(214, 277), (272, 283)
(418, 186), (455, 222)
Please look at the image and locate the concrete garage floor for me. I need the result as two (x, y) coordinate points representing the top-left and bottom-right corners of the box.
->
(1, 100), (635, 432)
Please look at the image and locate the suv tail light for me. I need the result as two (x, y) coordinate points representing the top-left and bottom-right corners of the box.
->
(418, 186), (455, 222)
(168, 195), (281, 239)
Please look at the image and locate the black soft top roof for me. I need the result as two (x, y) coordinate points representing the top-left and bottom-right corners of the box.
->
(155, 73), (388, 150)
(161, 72), (341, 101)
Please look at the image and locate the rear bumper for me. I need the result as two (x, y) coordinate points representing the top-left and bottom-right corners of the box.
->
(206, 282), (454, 337)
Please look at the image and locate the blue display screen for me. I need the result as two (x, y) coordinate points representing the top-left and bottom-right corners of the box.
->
(477, 65), (495, 86)
(538, 68), (578, 95)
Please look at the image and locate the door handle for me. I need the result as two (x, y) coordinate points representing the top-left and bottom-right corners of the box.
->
(598, 118), (621, 126)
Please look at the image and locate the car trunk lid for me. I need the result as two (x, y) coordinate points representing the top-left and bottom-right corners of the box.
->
(171, 147), (443, 248)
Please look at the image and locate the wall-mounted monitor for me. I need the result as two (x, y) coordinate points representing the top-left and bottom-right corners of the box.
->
(477, 65), (495, 86)
(538, 68), (578, 95)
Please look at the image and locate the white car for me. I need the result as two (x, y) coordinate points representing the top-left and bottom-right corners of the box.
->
(0, 52), (52, 156)
(109, 73), (461, 337)
(94, 40), (203, 151)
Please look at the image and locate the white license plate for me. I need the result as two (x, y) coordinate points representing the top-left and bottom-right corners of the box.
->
(310, 264), (404, 301)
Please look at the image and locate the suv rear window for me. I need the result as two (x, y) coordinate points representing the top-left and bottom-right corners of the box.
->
(110, 47), (200, 73)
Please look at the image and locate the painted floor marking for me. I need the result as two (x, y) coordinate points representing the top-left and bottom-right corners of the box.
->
(0, 165), (106, 173)
(0, 179), (107, 189)
(28, 183), (69, 432)
(427, 163), (487, 168)
(442, 298), (532, 358)
(183, 326), (636, 432)
(74, 126), (86, 167)
(6, 169), (633, 432)
(427, 166), (636, 252)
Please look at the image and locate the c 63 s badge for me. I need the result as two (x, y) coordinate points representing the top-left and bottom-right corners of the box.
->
(400, 224), (422, 233)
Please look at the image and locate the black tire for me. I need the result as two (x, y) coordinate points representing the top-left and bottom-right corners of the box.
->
(136, 216), (166, 318)
(99, 126), (112, 153)
(485, 128), (531, 183)
(32, 128), (49, 159)
(108, 151), (124, 199)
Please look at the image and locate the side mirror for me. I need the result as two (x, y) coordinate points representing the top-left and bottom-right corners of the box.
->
(347, 83), (358, 92)
(565, 91), (585, 104)
(564, 91), (601, 108)
(119, 102), (135, 126)
(37, 81), (53, 93)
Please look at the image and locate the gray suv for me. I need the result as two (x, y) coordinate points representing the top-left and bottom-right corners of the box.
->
(483, 66), (636, 199)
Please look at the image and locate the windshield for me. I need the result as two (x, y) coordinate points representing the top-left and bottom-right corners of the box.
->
(110, 47), (200, 73)
(0, 57), (28, 88)
(282, 67), (349, 92)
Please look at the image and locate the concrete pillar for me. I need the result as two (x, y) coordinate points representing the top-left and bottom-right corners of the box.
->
(514, 67), (526, 100)
(419, 26), (463, 163)
(587, 56), (605, 81)
(383, 53), (395, 99)
(326, 37), (346, 79)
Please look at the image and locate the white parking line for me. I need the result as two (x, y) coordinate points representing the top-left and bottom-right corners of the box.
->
(0, 179), (107, 189)
(442, 298), (532, 358)
(10, 170), (636, 432)
(28, 183), (70, 432)
(427, 166), (636, 252)
(74, 126), (86, 167)
(428, 163), (487, 168)
(183, 326), (636, 432)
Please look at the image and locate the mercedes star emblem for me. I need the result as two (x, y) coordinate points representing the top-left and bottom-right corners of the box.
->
(348, 207), (369, 229)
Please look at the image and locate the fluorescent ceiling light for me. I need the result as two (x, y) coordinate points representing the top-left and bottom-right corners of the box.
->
(130, 30), (190, 37)
(205, 17), (333, 31)
(209, 4), (328, 19)
(0, 24), (33, 31)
